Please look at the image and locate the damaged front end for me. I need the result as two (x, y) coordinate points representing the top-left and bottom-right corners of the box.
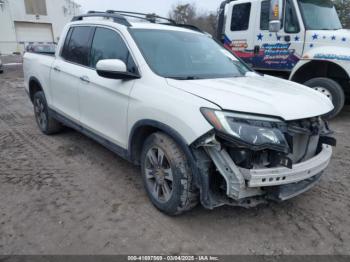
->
(192, 109), (336, 209)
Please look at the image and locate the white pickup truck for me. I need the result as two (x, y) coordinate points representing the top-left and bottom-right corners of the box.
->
(218, 0), (350, 118)
(24, 11), (336, 215)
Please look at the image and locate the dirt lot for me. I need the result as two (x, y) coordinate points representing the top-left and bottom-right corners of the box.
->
(0, 56), (349, 255)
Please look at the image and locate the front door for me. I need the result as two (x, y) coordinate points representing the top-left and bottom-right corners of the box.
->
(78, 27), (139, 149)
(252, 0), (305, 71)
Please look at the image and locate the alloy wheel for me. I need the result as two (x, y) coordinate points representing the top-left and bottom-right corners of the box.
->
(34, 98), (47, 130)
(144, 147), (174, 203)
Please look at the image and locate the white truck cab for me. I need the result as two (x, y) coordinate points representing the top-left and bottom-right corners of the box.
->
(218, 0), (350, 118)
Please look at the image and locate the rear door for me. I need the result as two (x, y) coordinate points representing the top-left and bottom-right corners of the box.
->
(50, 26), (94, 122)
(223, 0), (257, 67)
(252, 0), (304, 71)
(77, 26), (139, 149)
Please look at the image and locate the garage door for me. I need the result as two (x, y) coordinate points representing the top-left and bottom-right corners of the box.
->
(15, 22), (53, 43)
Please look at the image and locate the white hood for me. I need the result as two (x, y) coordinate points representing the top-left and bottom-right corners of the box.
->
(167, 74), (333, 121)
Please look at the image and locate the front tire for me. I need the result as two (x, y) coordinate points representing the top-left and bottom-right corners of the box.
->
(141, 132), (199, 215)
(304, 77), (345, 119)
(33, 91), (63, 135)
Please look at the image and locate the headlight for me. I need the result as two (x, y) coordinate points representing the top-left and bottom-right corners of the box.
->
(201, 108), (289, 151)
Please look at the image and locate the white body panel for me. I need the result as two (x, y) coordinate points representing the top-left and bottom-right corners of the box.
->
(50, 59), (82, 122)
(167, 74), (333, 120)
(23, 52), (54, 104)
(127, 71), (217, 145)
(290, 29), (350, 80)
(77, 65), (136, 148)
(224, 0), (258, 64)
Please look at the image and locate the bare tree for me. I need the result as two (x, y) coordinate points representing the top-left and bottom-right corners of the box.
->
(333, 0), (350, 28)
(168, 3), (197, 24)
(168, 3), (218, 36)
(198, 12), (219, 36)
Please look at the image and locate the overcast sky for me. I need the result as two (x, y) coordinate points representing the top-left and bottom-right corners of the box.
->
(74, 0), (223, 17)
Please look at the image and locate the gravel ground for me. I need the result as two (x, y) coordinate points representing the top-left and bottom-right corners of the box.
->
(0, 56), (349, 255)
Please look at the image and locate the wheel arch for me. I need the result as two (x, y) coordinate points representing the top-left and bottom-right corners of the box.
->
(290, 60), (350, 92)
(128, 120), (196, 166)
(28, 77), (44, 103)
(128, 119), (205, 201)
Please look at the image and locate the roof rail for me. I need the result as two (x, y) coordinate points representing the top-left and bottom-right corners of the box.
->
(71, 11), (131, 26)
(106, 10), (176, 24)
(71, 10), (204, 34)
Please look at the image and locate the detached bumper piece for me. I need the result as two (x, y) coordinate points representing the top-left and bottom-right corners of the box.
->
(241, 145), (332, 188)
(265, 173), (323, 202)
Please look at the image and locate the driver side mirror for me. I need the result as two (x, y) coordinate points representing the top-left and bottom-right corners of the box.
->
(96, 59), (140, 80)
(269, 0), (283, 32)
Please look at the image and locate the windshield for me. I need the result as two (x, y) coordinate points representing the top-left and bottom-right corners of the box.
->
(130, 29), (250, 79)
(298, 0), (342, 30)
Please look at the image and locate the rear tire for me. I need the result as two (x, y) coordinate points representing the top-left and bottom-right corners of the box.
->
(33, 91), (63, 135)
(141, 132), (199, 215)
(304, 77), (345, 119)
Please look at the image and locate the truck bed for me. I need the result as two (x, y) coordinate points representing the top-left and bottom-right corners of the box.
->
(23, 52), (56, 101)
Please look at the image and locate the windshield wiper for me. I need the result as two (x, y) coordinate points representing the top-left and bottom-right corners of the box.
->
(318, 28), (342, 30)
(168, 76), (202, 80)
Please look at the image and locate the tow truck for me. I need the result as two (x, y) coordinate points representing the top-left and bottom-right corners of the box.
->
(218, 0), (350, 118)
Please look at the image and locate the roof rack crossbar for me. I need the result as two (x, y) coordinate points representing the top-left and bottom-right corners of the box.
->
(108, 12), (157, 23)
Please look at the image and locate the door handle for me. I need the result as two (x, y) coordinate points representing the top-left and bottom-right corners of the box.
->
(284, 35), (291, 42)
(53, 66), (61, 72)
(80, 76), (90, 83)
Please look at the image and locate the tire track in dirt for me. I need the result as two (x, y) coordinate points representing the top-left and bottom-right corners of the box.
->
(0, 80), (205, 254)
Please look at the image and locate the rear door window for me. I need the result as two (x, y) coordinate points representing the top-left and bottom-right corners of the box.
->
(61, 26), (94, 66)
(231, 3), (251, 31)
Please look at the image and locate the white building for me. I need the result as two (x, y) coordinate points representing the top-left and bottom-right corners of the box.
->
(0, 0), (81, 54)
